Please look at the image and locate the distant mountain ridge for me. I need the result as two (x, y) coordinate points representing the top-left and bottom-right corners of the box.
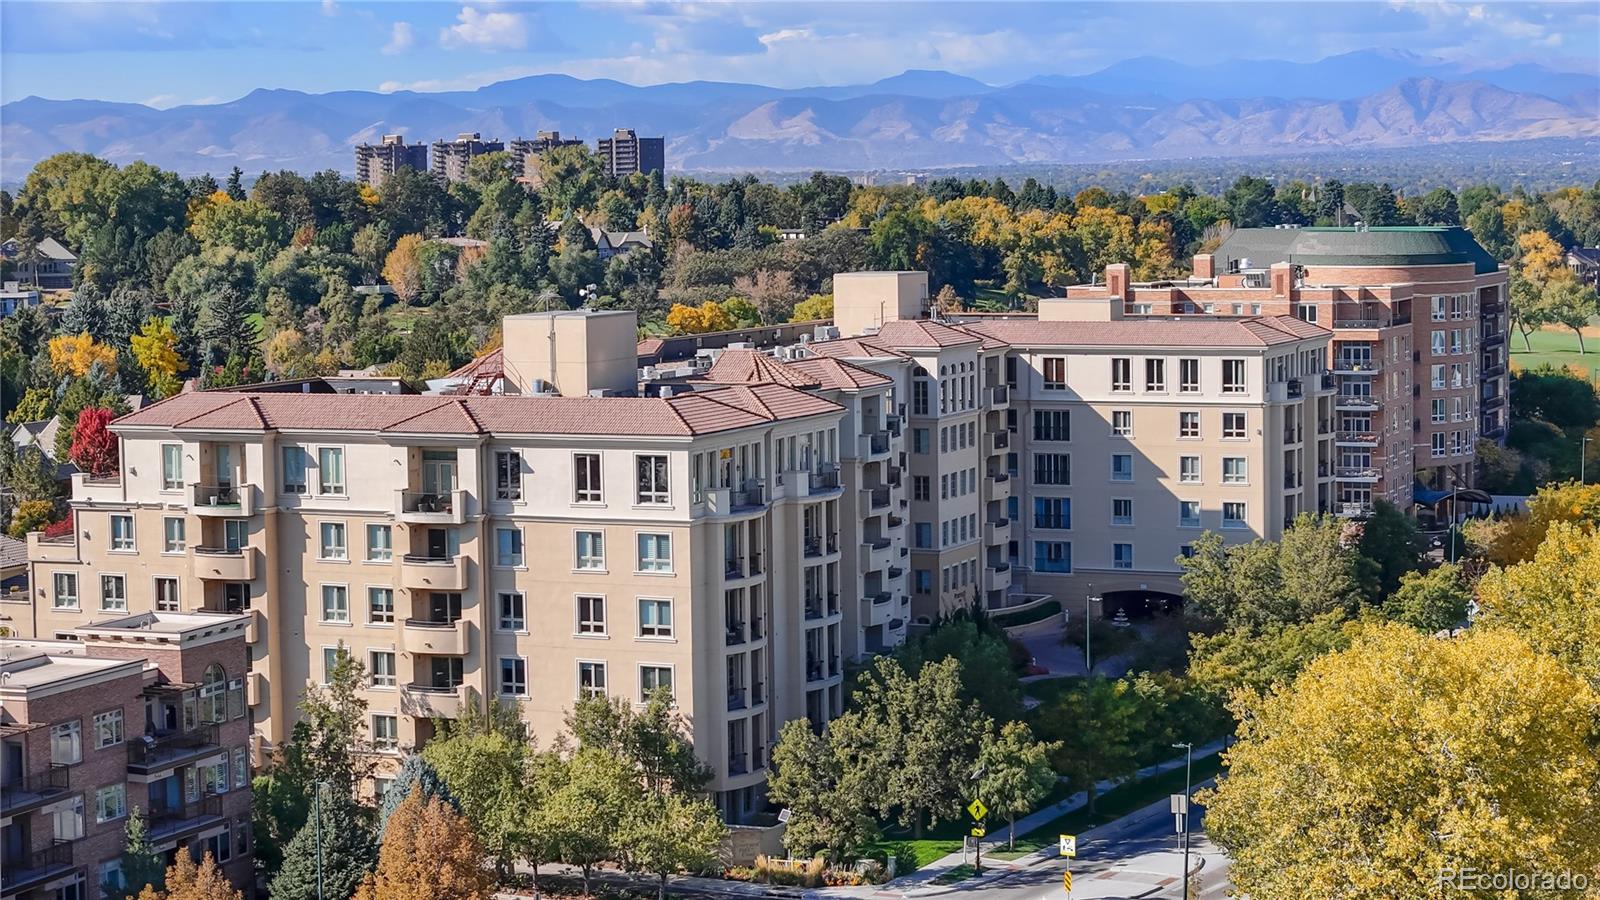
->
(2, 52), (1596, 180)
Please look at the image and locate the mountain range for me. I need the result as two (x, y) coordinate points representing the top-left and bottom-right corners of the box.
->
(2, 50), (1596, 180)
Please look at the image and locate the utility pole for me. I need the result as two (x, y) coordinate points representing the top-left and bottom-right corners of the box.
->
(1085, 583), (1096, 676)
(1583, 436), (1593, 484)
(1172, 742), (1193, 900)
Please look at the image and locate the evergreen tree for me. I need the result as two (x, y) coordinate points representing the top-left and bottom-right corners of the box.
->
(268, 790), (376, 900)
(106, 807), (166, 899)
(225, 167), (246, 201)
(200, 286), (259, 365)
(378, 754), (456, 839)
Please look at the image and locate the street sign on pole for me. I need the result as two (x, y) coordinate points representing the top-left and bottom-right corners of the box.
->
(1169, 794), (1188, 814)
(1059, 834), (1077, 858)
(967, 798), (988, 821)
(970, 825), (986, 838)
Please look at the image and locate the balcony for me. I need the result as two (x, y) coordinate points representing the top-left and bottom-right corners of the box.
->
(703, 484), (767, 517)
(779, 466), (842, 500)
(147, 795), (225, 843)
(1482, 363), (1506, 379)
(862, 485), (891, 511)
(399, 554), (467, 591)
(860, 537), (893, 573)
(2, 841), (75, 895)
(0, 766), (71, 817)
(246, 671), (262, 706)
(191, 546), (257, 581)
(859, 430), (892, 459)
(988, 385), (1010, 409)
(27, 529), (79, 563)
(395, 489), (467, 525)
(987, 430), (1010, 454)
(985, 518), (1011, 545)
(1333, 466), (1381, 483)
(805, 658), (826, 683)
(988, 473), (1012, 499)
(243, 609), (262, 644)
(1483, 331), (1505, 347)
(128, 725), (220, 773)
(1335, 431), (1379, 446)
(400, 617), (470, 655)
(1336, 502), (1374, 519)
(1335, 395), (1382, 411)
(727, 687), (747, 713)
(191, 483), (255, 517)
(1332, 359), (1381, 375)
(984, 564), (1013, 593)
(401, 683), (467, 719)
(725, 621), (746, 646)
(1332, 318), (1387, 330)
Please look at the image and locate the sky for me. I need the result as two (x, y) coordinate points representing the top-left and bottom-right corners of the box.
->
(1, 0), (1595, 107)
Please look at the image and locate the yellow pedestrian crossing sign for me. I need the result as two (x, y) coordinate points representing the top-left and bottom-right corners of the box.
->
(1063, 869), (1073, 893)
(967, 799), (988, 821)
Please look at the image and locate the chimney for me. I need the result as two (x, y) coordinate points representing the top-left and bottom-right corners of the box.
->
(1105, 263), (1131, 300)
(1270, 262), (1293, 299)
(1192, 254), (1215, 280)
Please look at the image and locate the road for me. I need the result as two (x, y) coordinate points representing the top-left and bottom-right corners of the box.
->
(934, 799), (1230, 900)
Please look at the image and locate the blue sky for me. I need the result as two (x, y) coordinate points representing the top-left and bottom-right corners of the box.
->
(2, 1), (1594, 107)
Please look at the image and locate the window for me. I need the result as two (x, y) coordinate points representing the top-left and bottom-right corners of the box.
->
(576, 595), (606, 634)
(53, 572), (78, 609)
(1179, 358), (1200, 392)
(1432, 295), (1447, 321)
(102, 861), (124, 895)
(1179, 500), (1201, 527)
(1033, 410), (1070, 442)
(321, 585), (349, 623)
(1034, 453), (1071, 486)
(51, 720), (81, 765)
(500, 658), (528, 696)
(498, 592), (526, 631)
(1222, 359), (1246, 394)
(495, 450), (523, 501)
(1179, 456), (1201, 483)
(1222, 457), (1248, 484)
(154, 577), (180, 612)
(573, 452), (602, 502)
(1112, 498), (1133, 526)
(282, 446), (308, 493)
(1145, 358), (1166, 392)
(367, 587), (394, 624)
(1431, 330), (1446, 356)
(1222, 502), (1248, 528)
(1222, 412), (1247, 438)
(1111, 454), (1133, 482)
(914, 522), (933, 549)
(913, 476), (930, 501)
(54, 795), (85, 841)
(1113, 543), (1134, 570)
(372, 715), (398, 751)
(1042, 357), (1067, 390)
(94, 709), (123, 748)
(1111, 410), (1133, 436)
(366, 524), (392, 561)
(637, 533), (672, 572)
(162, 517), (186, 553)
(1431, 364), (1446, 389)
(319, 522), (347, 560)
(912, 379), (930, 414)
(100, 575), (126, 611)
(1034, 541), (1072, 573)
(1179, 411), (1200, 438)
(370, 651), (396, 687)
(575, 531), (605, 569)
(636, 455), (669, 505)
(317, 447), (345, 495)
(96, 784), (126, 823)
(640, 665), (674, 701)
(495, 528), (524, 567)
(1033, 497), (1072, 530)
(110, 514), (134, 551)
(161, 444), (184, 491)
(322, 648), (343, 684)
(578, 661), (607, 698)
(639, 598), (674, 638)
(1431, 398), (1446, 424)
(224, 519), (248, 552)
(1111, 357), (1132, 392)
(1432, 432), (1446, 458)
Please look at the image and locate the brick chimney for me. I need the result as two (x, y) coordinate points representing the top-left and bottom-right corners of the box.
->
(1192, 254), (1215, 280)
(1270, 262), (1292, 298)
(1105, 263), (1130, 300)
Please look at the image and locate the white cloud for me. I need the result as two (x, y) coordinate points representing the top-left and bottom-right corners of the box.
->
(141, 94), (180, 109)
(382, 21), (415, 55)
(320, 0), (338, 17)
(439, 6), (528, 51)
(758, 28), (813, 47)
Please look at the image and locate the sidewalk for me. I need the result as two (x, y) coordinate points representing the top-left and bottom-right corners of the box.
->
(850, 738), (1228, 898)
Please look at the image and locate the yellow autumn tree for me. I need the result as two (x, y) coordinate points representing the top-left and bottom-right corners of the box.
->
(353, 787), (491, 900)
(1202, 624), (1600, 900)
(1469, 480), (1600, 566)
(789, 293), (833, 322)
(664, 300), (734, 335)
(129, 318), (184, 398)
(48, 332), (118, 377)
(382, 234), (425, 305)
(135, 850), (243, 900)
(1476, 520), (1600, 689)
(1516, 229), (1568, 286)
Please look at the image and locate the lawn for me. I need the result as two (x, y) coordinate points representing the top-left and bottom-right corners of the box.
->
(1509, 326), (1600, 379)
(861, 778), (1078, 871)
(985, 751), (1226, 861)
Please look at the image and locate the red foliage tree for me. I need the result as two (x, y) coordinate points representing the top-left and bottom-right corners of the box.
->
(69, 407), (119, 478)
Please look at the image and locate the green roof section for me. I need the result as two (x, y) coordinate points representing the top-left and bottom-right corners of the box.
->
(1214, 226), (1501, 276)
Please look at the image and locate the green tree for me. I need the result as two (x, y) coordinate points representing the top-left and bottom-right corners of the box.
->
(1034, 677), (1145, 813)
(1222, 176), (1281, 227)
(107, 807), (166, 898)
(790, 293), (832, 322)
(1187, 613), (1355, 703)
(1409, 187), (1460, 226)
(1540, 277), (1600, 354)
(377, 754), (456, 839)
(977, 722), (1060, 849)
(549, 748), (636, 895)
(1383, 563), (1471, 634)
(421, 715), (527, 875)
(896, 617), (1023, 722)
(200, 287), (259, 365)
(616, 792), (727, 900)
(766, 718), (877, 859)
(267, 790), (376, 900)
(1355, 500), (1424, 601)
(537, 145), (604, 216)
(564, 690), (710, 795)
(297, 646), (373, 798)
(1202, 625), (1600, 900)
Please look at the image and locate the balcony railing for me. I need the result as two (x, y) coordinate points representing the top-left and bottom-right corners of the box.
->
(811, 467), (841, 490)
(1333, 318), (1386, 329)
(0, 765), (70, 814)
(727, 688), (747, 712)
(1335, 395), (1382, 410)
(728, 755), (749, 776)
(1, 841), (74, 893)
(1335, 431), (1378, 444)
(989, 385), (1009, 406)
(1334, 466), (1381, 480)
(867, 486), (890, 509)
(147, 795), (224, 838)
(725, 622), (745, 646)
(128, 725), (219, 767)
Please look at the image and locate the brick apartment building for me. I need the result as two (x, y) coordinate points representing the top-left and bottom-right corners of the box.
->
(431, 133), (505, 184)
(596, 129), (665, 178)
(354, 135), (427, 189)
(1, 612), (254, 900)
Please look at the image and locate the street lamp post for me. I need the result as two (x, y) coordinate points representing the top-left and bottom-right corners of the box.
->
(1085, 585), (1101, 676)
(1172, 742), (1193, 900)
(1583, 436), (1593, 484)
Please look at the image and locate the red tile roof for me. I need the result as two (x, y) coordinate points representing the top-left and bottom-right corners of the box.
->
(960, 316), (1329, 348)
(702, 350), (821, 389)
(804, 337), (910, 361)
(783, 356), (893, 390)
(869, 319), (981, 349)
(113, 383), (842, 438)
(447, 348), (502, 379)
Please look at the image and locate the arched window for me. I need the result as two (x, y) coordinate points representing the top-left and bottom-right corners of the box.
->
(200, 664), (227, 724)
